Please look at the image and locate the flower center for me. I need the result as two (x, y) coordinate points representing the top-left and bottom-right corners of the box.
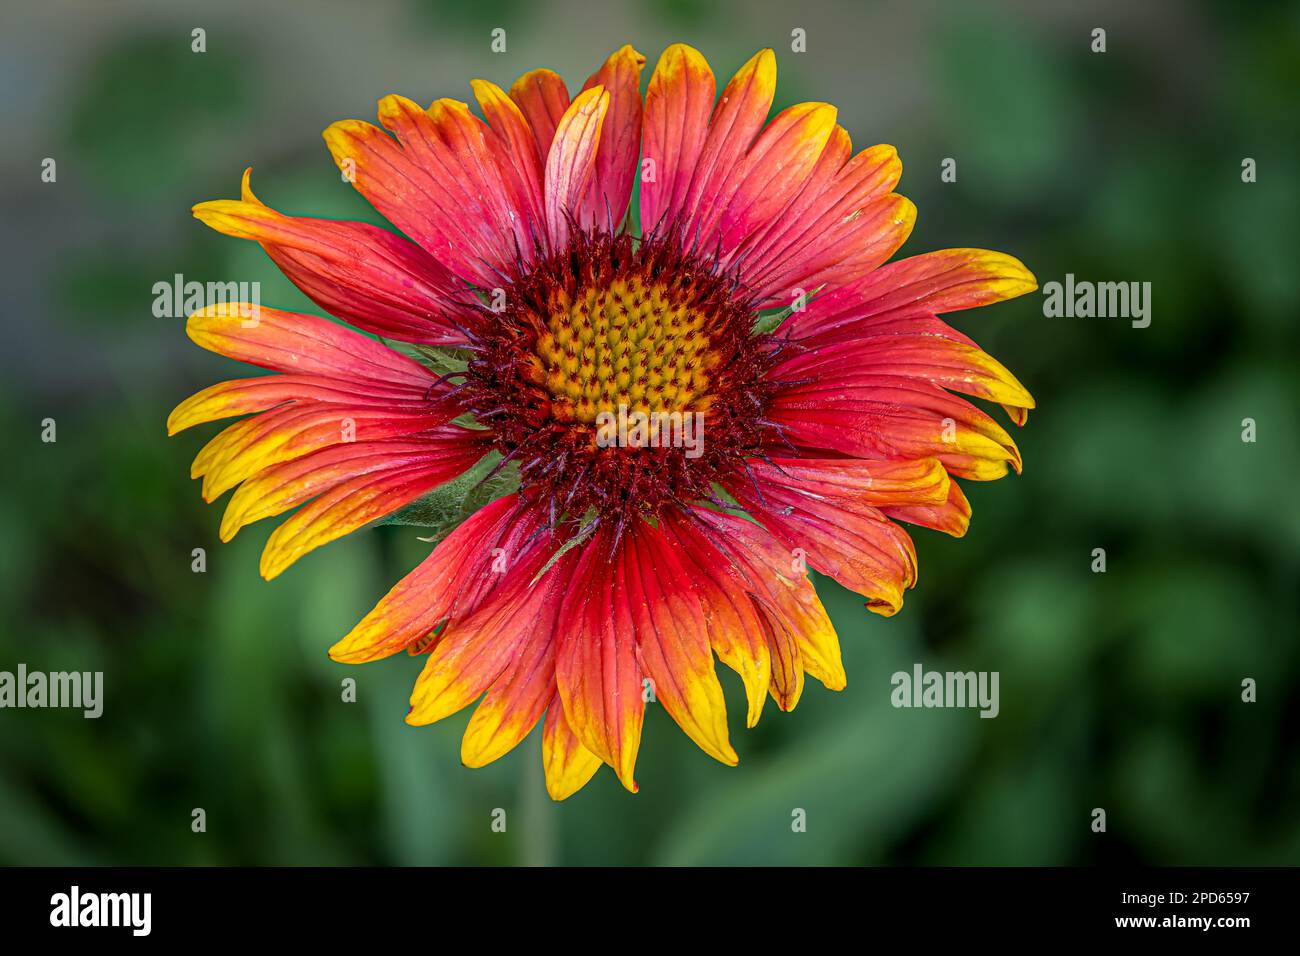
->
(535, 276), (716, 424)
(460, 230), (776, 527)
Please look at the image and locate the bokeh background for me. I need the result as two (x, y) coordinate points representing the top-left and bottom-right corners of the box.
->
(2, 0), (1297, 865)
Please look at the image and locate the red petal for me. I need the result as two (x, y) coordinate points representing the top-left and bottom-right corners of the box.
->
(726, 464), (919, 617)
(621, 518), (737, 765)
(554, 529), (643, 792)
(640, 43), (715, 233)
(674, 49), (776, 241)
(192, 169), (470, 345)
(329, 496), (546, 664)
(578, 45), (646, 228)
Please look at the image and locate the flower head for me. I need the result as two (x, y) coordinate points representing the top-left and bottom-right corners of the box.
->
(172, 43), (1036, 798)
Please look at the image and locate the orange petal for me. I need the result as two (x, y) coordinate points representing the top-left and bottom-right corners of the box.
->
(407, 531), (565, 726)
(329, 495), (544, 664)
(676, 49), (776, 239)
(542, 692), (602, 800)
(554, 529), (643, 792)
(621, 518), (737, 766)
(728, 467), (919, 617)
(741, 141), (902, 305)
(193, 402), (454, 502)
(258, 455), (479, 580)
(470, 79), (547, 245)
(460, 552), (580, 767)
(184, 302), (435, 389)
(787, 248), (1038, 342)
(222, 431), (486, 543)
(769, 375), (1022, 481)
(695, 509), (843, 692)
(324, 99), (528, 285)
(883, 474), (972, 538)
(508, 68), (571, 163)
(754, 456), (951, 509)
(756, 192), (917, 307)
(640, 43), (716, 233)
(775, 334), (1034, 416)
(168, 375), (430, 436)
(659, 510), (771, 728)
(759, 611), (805, 711)
(706, 101), (839, 256)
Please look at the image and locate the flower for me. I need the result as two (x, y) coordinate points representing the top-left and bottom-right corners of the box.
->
(171, 43), (1036, 799)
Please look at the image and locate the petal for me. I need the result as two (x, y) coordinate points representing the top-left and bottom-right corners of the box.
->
(259, 446), (484, 580)
(706, 101), (840, 259)
(542, 692), (602, 800)
(192, 402), (454, 502)
(693, 509), (843, 694)
(543, 85), (610, 247)
(676, 49), (777, 241)
(184, 302), (435, 389)
(221, 429), (487, 543)
(329, 494), (544, 664)
(768, 374), (1022, 480)
(760, 611), (805, 711)
(882, 474), (972, 537)
(621, 518), (737, 766)
(735, 456), (952, 609)
(460, 550), (581, 767)
(786, 248), (1038, 342)
(578, 44), (646, 228)
(640, 43), (715, 234)
(755, 456), (951, 509)
(407, 534), (569, 727)
(721, 123), (852, 272)
(470, 79), (547, 248)
(753, 192), (917, 307)
(727, 465), (920, 617)
(774, 333), (1034, 415)
(192, 169), (471, 344)
(659, 509), (771, 728)
(426, 96), (540, 263)
(554, 529), (643, 792)
(739, 141), (903, 304)
(168, 374), (429, 436)
(323, 98), (525, 285)
(508, 68), (571, 162)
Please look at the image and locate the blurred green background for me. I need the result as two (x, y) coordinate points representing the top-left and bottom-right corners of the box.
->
(2, 0), (1298, 865)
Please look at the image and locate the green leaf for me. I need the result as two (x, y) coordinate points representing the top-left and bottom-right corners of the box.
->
(378, 452), (519, 541)
(751, 305), (793, 336)
(381, 341), (470, 378)
(412, 345), (471, 377)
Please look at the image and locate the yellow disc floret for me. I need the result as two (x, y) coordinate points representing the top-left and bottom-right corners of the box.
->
(535, 276), (717, 423)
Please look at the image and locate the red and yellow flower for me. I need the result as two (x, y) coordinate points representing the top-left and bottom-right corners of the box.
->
(171, 44), (1036, 798)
